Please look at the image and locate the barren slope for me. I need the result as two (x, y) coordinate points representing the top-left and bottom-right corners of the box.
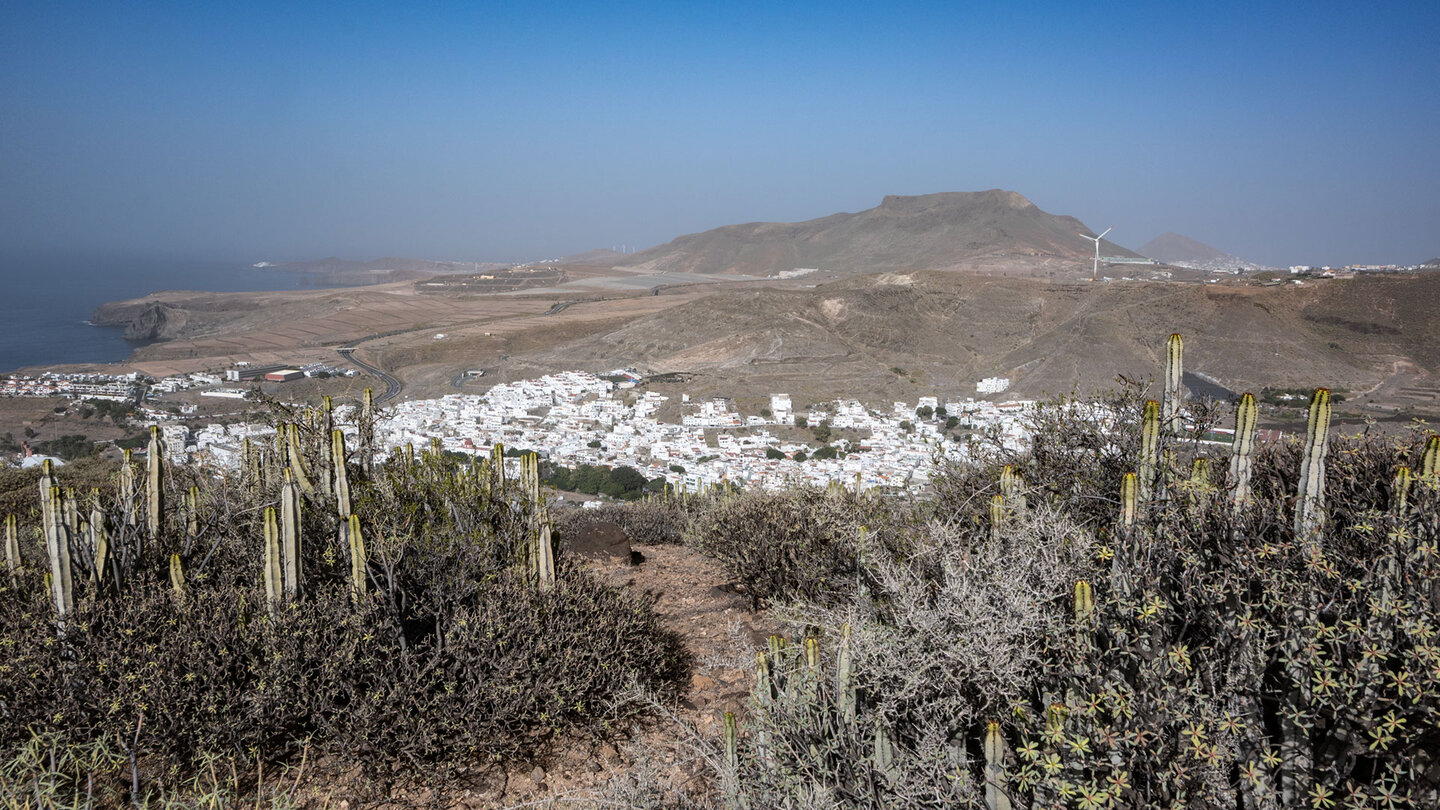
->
(526, 272), (1440, 403)
(619, 190), (1140, 279)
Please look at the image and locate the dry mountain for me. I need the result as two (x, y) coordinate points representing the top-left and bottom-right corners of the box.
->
(618, 190), (1140, 279)
(528, 271), (1440, 405)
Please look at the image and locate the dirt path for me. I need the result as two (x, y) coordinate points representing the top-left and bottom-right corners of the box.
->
(464, 543), (776, 807)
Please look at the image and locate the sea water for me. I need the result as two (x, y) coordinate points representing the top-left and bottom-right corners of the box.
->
(0, 251), (323, 373)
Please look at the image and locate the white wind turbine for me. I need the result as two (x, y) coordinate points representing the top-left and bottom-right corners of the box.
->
(1078, 226), (1113, 281)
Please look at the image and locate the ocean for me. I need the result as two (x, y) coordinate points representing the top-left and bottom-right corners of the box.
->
(0, 252), (325, 373)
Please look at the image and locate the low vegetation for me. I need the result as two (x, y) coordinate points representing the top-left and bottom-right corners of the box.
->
(0, 402), (686, 801)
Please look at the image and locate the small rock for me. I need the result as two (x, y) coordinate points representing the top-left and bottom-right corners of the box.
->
(600, 743), (621, 763)
(530, 765), (546, 783)
(691, 674), (716, 690)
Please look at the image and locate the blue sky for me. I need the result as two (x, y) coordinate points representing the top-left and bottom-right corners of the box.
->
(2, 1), (1436, 267)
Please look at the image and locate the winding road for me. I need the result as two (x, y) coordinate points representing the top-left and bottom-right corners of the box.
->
(337, 347), (403, 403)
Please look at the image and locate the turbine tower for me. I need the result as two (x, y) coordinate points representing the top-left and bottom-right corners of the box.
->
(1078, 226), (1113, 281)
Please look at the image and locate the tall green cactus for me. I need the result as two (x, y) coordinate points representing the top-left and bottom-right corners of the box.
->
(999, 465), (1027, 509)
(1392, 466), (1413, 516)
(724, 712), (739, 771)
(241, 437), (260, 502)
(185, 485), (200, 545)
(347, 513), (366, 598)
(491, 443), (506, 488)
(169, 553), (186, 597)
(984, 721), (1012, 810)
(1120, 472), (1138, 532)
(1163, 333), (1185, 434)
(4, 514), (19, 586)
(318, 397), (334, 497)
(281, 468), (301, 598)
(332, 429), (351, 519)
(88, 502), (108, 591)
(44, 486), (73, 616)
(1138, 399), (1161, 502)
(873, 720), (896, 779)
(1228, 392), (1259, 511)
(1294, 388), (1332, 539)
(116, 449), (136, 529)
(358, 387), (376, 475)
(262, 506), (282, 612)
(835, 623), (856, 724)
(285, 423), (317, 499)
(1422, 435), (1440, 484)
(146, 426), (165, 538)
(989, 495), (1006, 543)
(534, 522), (555, 591)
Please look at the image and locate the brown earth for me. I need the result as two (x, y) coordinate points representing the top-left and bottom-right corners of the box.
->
(612, 190), (1142, 280)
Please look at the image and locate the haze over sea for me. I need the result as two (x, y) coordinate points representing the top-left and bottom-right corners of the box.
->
(0, 251), (321, 373)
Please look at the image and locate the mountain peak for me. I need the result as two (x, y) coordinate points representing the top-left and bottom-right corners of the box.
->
(619, 190), (1127, 278)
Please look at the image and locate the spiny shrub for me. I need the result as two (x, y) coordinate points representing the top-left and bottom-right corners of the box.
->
(558, 498), (689, 546)
(721, 408), (1440, 808)
(687, 489), (911, 608)
(0, 419), (688, 789)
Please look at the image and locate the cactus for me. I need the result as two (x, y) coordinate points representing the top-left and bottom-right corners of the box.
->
(359, 387), (376, 476)
(285, 423), (318, 499)
(989, 494), (1006, 543)
(262, 506), (282, 612)
(332, 429), (352, 519)
(4, 514), (19, 586)
(999, 464), (1027, 510)
(347, 514), (366, 598)
(88, 503), (108, 590)
(522, 452), (541, 506)
(1393, 466), (1413, 515)
(1228, 392), (1259, 511)
(1163, 333), (1185, 434)
(984, 721), (1012, 810)
(281, 468), (302, 598)
(534, 521), (555, 591)
(185, 485), (200, 546)
(835, 623), (856, 724)
(491, 443), (506, 488)
(873, 719), (896, 779)
(45, 487), (73, 616)
(1294, 388), (1332, 539)
(724, 712), (739, 771)
(241, 438), (260, 501)
(318, 398), (334, 497)
(1120, 472), (1138, 532)
(1422, 435), (1440, 484)
(169, 553), (186, 597)
(1073, 579), (1094, 621)
(146, 426), (165, 538)
(1138, 399), (1161, 503)
(118, 449), (137, 528)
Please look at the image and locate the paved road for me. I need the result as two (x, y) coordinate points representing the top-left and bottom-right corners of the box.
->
(337, 347), (402, 403)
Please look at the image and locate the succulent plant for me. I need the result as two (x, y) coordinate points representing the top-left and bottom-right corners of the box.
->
(1138, 399), (1161, 503)
(146, 426), (166, 538)
(1228, 392), (1259, 511)
(1294, 388), (1332, 539)
(1163, 333), (1185, 434)
(332, 429), (352, 519)
(44, 486), (73, 616)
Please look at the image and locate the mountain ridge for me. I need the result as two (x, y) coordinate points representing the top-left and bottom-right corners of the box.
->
(612, 190), (1141, 279)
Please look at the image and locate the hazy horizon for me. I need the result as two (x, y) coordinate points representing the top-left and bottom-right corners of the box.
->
(3, 2), (1437, 269)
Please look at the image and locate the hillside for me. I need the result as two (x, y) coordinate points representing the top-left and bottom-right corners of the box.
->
(526, 272), (1440, 404)
(1138, 232), (1271, 272)
(617, 190), (1141, 279)
(1138, 233), (1229, 265)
